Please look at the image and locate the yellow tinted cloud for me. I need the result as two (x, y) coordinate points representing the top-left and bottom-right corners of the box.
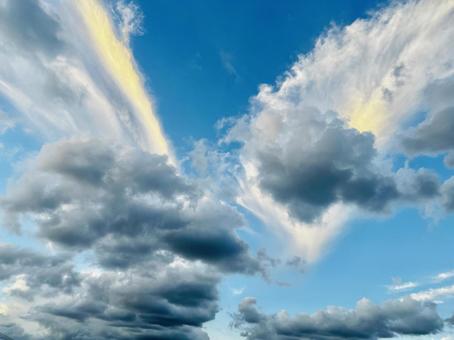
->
(342, 93), (388, 137)
(76, 0), (172, 160)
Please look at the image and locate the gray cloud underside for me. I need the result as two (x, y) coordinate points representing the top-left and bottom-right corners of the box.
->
(233, 297), (444, 340)
(1, 139), (262, 274)
(0, 139), (270, 339)
(0, 248), (217, 340)
(231, 106), (442, 223)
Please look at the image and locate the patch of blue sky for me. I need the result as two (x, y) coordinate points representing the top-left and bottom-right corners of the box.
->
(133, 0), (382, 157)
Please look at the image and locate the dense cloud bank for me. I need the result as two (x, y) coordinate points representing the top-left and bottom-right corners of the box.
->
(0, 139), (266, 339)
(2, 139), (261, 274)
(233, 297), (444, 340)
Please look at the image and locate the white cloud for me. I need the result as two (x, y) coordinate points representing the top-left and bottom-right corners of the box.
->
(232, 287), (245, 296)
(0, 0), (171, 158)
(387, 278), (418, 293)
(434, 270), (454, 283)
(410, 284), (454, 302)
(2, 274), (29, 295)
(225, 0), (454, 263)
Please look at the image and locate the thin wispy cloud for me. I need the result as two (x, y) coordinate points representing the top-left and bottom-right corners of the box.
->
(387, 278), (418, 293)
(410, 284), (454, 303)
(434, 271), (454, 283)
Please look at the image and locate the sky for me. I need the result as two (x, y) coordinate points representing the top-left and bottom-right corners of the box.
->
(0, 0), (454, 340)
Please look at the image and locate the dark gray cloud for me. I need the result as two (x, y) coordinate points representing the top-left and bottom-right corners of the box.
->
(441, 177), (454, 212)
(1, 139), (260, 274)
(444, 152), (454, 169)
(31, 263), (217, 340)
(247, 109), (438, 223)
(254, 113), (398, 222)
(233, 297), (444, 340)
(0, 324), (29, 340)
(0, 139), (268, 339)
(0, 244), (80, 295)
(402, 106), (454, 155)
(395, 168), (440, 201)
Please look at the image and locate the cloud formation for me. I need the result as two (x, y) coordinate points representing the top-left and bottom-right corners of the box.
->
(2, 139), (261, 274)
(0, 139), (267, 339)
(223, 0), (454, 262)
(233, 297), (444, 340)
(0, 0), (171, 156)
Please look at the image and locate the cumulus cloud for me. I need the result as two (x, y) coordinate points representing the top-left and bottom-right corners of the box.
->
(1, 139), (262, 274)
(0, 244), (79, 296)
(249, 108), (398, 223)
(232, 297), (444, 340)
(33, 263), (218, 340)
(0, 252), (218, 339)
(0, 138), (270, 339)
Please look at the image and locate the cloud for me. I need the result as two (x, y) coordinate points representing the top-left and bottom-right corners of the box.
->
(0, 0), (171, 158)
(386, 278), (418, 293)
(0, 254), (218, 339)
(232, 297), (444, 340)
(112, 0), (144, 44)
(0, 138), (271, 339)
(433, 271), (454, 283)
(33, 263), (217, 340)
(222, 0), (454, 262)
(1, 138), (262, 275)
(250, 108), (399, 223)
(410, 284), (454, 303)
(402, 106), (454, 155)
(441, 177), (454, 212)
(0, 244), (79, 295)
(0, 0), (63, 56)
(220, 50), (239, 80)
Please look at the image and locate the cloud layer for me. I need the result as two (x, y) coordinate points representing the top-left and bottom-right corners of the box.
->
(233, 297), (444, 340)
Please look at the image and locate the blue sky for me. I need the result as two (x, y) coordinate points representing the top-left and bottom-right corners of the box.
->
(0, 1), (454, 339)
(133, 0), (380, 150)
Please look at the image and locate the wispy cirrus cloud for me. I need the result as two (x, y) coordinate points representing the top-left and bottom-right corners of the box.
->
(410, 284), (454, 303)
(387, 278), (418, 293)
(0, 0), (172, 158)
(434, 271), (454, 283)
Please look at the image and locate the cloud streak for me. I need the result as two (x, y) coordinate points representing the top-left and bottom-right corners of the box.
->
(0, 0), (172, 159)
